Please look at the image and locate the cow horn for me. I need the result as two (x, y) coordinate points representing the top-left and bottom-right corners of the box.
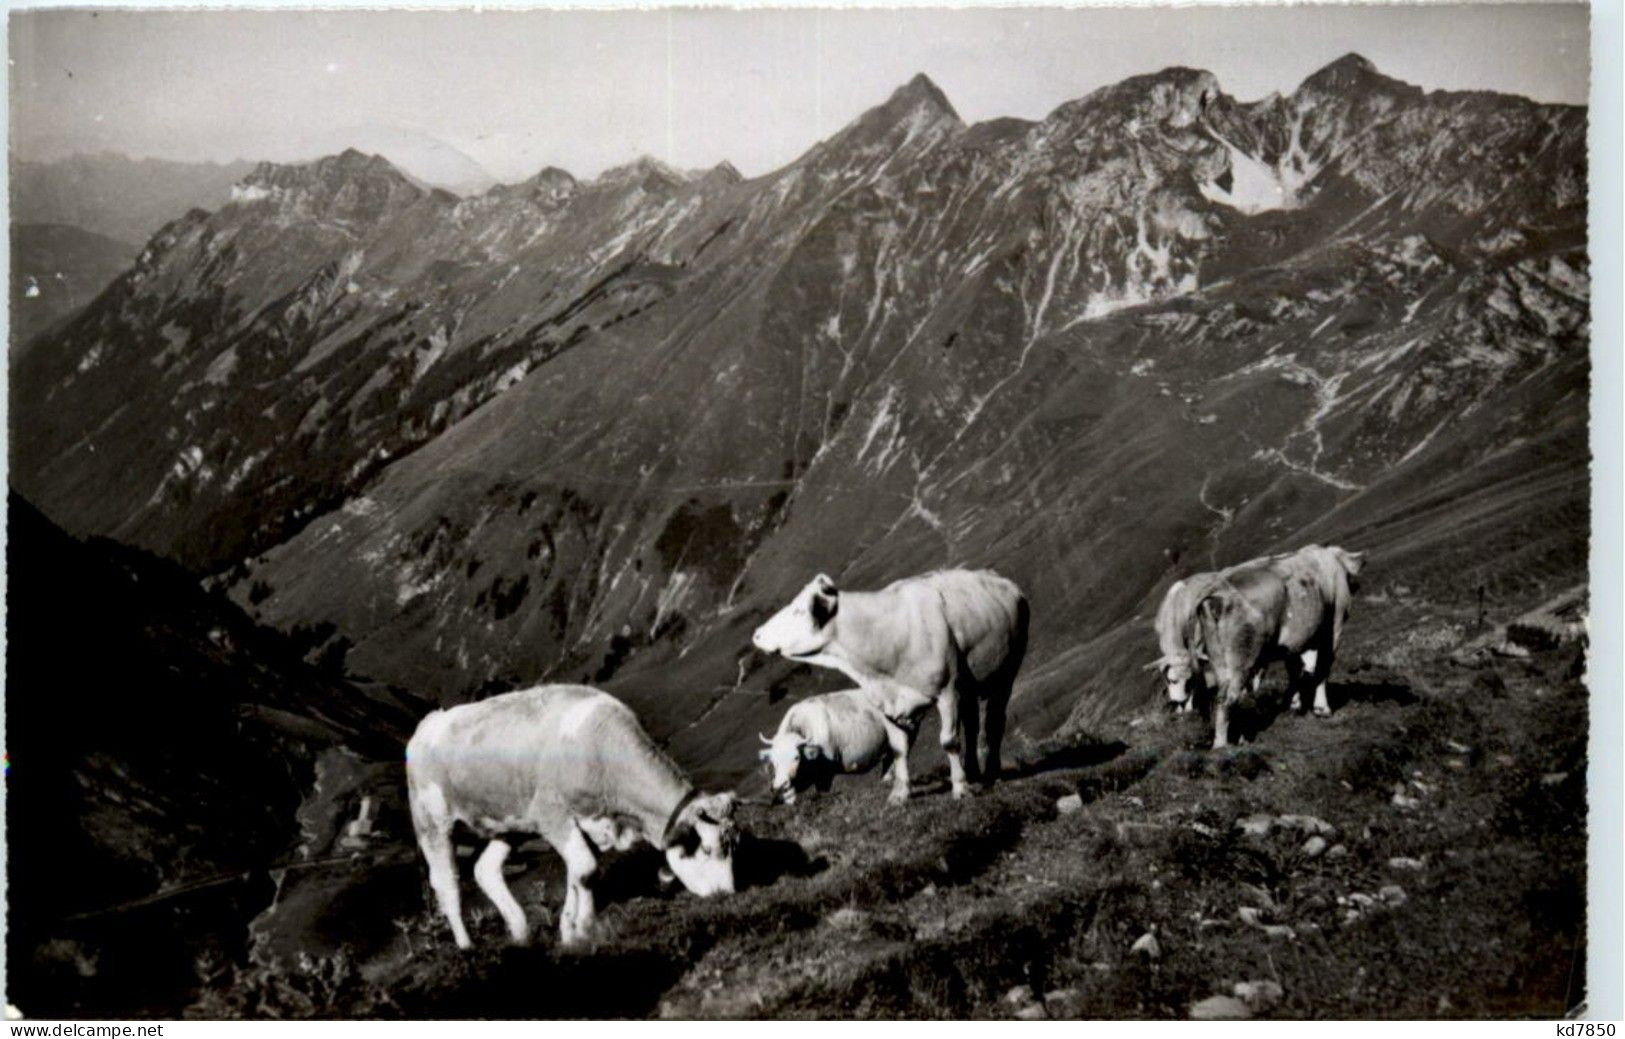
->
(759, 732), (774, 745)
(1143, 658), (1168, 672)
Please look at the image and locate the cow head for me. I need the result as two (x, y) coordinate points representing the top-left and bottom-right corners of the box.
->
(1147, 650), (1207, 705)
(664, 791), (739, 897)
(757, 732), (826, 804)
(752, 574), (839, 660)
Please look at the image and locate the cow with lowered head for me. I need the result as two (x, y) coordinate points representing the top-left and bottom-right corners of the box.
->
(406, 684), (739, 948)
(752, 568), (1028, 804)
(1192, 545), (1366, 748)
(758, 688), (893, 804)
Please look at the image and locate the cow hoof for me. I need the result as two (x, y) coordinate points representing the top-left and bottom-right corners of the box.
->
(1313, 706), (1332, 718)
(951, 784), (973, 800)
(887, 790), (910, 806)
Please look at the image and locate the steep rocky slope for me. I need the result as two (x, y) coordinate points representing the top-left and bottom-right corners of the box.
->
(4, 498), (420, 1017)
(10, 56), (1588, 783)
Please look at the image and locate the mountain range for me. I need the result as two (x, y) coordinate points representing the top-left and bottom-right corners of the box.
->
(10, 56), (1589, 786)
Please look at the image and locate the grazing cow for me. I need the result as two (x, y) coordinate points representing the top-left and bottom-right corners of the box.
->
(1267, 544), (1365, 716)
(751, 569), (1028, 803)
(405, 684), (739, 949)
(1147, 568), (1240, 711)
(757, 688), (893, 804)
(1192, 544), (1365, 748)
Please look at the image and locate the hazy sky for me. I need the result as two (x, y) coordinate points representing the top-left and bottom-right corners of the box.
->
(8, 4), (1591, 186)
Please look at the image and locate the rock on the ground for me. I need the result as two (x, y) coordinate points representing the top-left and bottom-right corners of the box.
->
(827, 907), (872, 930)
(1379, 885), (1409, 907)
(1131, 932), (1161, 959)
(1005, 984), (1035, 1007)
(1057, 794), (1084, 815)
(1237, 814), (1274, 838)
(1302, 835), (1329, 858)
(1190, 995), (1253, 1020)
(1277, 814), (1337, 838)
(1233, 980), (1285, 1009)
(1388, 856), (1425, 871)
(1015, 1004), (1048, 1020)
(1326, 843), (1349, 861)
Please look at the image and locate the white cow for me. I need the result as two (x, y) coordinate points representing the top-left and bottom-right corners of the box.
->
(752, 569), (1028, 803)
(757, 688), (893, 804)
(405, 684), (739, 949)
(1193, 544), (1366, 748)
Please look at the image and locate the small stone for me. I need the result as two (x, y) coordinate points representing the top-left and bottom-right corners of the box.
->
(1090, 961), (1112, 972)
(1493, 753), (1516, 768)
(1325, 843), (1349, 861)
(1260, 924), (1297, 940)
(1190, 995), (1252, 1020)
(1237, 906), (1266, 927)
(1005, 984), (1035, 1007)
(1379, 885), (1408, 907)
(828, 907), (871, 930)
(1044, 988), (1083, 1012)
(1388, 856), (1425, 871)
(1302, 835), (1329, 858)
(1131, 932), (1162, 959)
(1015, 1005), (1048, 1020)
(1233, 980), (1284, 1008)
(1277, 814), (1337, 838)
(1348, 892), (1378, 909)
(1391, 792), (1421, 810)
(1445, 759), (1467, 771)
(1445, 740), (1473, 755)
(1410, 779), (1433, 794)
(1542, 771), (1569, 787)
(1237, 813), (1274, 838)
(1057, 794), (1084, 815)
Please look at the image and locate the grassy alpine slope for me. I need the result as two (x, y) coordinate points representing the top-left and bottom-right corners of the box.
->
(192, 585), (1587, 1020)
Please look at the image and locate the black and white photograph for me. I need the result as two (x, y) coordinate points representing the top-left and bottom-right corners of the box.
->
(3, 1), (1610, 1021)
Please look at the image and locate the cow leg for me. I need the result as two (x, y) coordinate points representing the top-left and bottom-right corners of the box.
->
(474, 839), (529, 945)
(959, 691), (983, 787)
(981, 684), (1011, 783)
(548, 822), (600, 947)
(1284, 653), (1307, 713)
(1300, 648), (1331, 716)
(882, 716), (913, 805)
(411, 782), (472, 950)
(936, 687), (970, 799)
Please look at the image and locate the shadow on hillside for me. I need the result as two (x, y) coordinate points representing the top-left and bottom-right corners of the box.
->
(1210, 674), (1420, 746)
(736, 834), (827, 890)
(1325, 679), (1419, 710)
(1003, 733), (1130, 781)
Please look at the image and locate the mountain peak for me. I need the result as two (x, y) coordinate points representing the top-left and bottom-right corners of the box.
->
(698, 160), (742, 186)
(597, 155), (690, 190)
(887, 72), (960, 121)
(1297, 52), (1414, 97)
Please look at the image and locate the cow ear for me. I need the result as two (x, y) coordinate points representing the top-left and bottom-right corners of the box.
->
(813, 573), (838, 595)
(811, 583), (838, 627)
(757, 748), (772, 761)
